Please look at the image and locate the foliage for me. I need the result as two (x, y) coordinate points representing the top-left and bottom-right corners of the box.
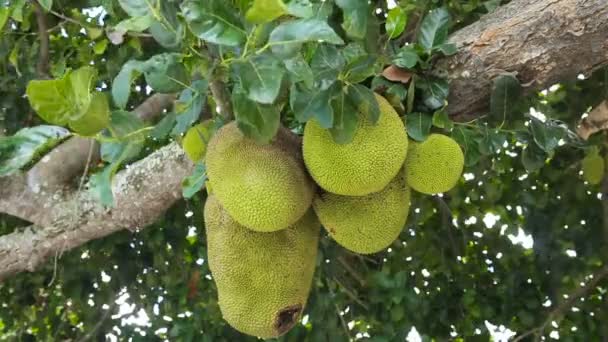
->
(1, 0), (608, 340)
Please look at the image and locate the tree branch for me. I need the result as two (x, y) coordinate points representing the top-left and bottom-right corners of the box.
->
(32, 1), (50, 78)
(24, 93), (175, 192)
(512, 265), (608, 341)
(3, 0), (608, 279)
(576, 100), (608, 140)
(441, 0), (608, 120)
(0, 142), (193, 281)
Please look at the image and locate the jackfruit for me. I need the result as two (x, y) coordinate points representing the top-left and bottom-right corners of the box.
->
(204, 195), (320, 338)
(582, 153), (604, 185)
(181, 120), (215, 162)
(205, 122), (314, 232)
(404, 134), (464, 194)
(302, 93), (408, 196)
(313, 172), (411, 254)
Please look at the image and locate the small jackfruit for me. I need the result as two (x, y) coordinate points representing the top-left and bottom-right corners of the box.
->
(313, 172), (411, 254)
(181, 120), (215, 162)
(582, 153), (604, 185)
(204, 195), (320, 338)
(302, 93), (408, 196)
(404, 134), (464, 194)
(205, 122), (314, 232)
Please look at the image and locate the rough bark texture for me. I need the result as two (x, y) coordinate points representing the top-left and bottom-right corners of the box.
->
(2, 0), (608, 278)
(0, 143), (193, 281)
(442, 0), (608, 120)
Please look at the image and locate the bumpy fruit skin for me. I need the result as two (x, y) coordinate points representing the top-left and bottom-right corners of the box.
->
(313, 172), (411, 254)
(404, 134), (464, 194)
(206, 122), (314, 232)
(302, 93), (408, 196)
(204, 195), (320, 339)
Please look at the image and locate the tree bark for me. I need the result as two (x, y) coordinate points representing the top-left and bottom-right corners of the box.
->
(1, 0), (608, 278)
(442, 0), (608, 120)
(0, 143), (193, 281)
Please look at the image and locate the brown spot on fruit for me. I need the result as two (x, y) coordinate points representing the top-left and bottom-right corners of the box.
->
(274, 304), (302, 336)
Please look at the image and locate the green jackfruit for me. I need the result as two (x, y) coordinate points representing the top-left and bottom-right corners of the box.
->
(206, 122), (314, 232)
(313, 172), (411, 254)
(582, 153), (605, 185)
(204, 195), (320, 338)
(302, 93), (408, 196)
(404, 134), (464, 194)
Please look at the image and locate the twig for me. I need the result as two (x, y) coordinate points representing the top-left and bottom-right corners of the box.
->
(337, 255), (366, 287)
(333, 277), (370, 310)
(32, 1), (50, 78)
(209, 77), (233, 120)
(511, 265), (608, 341)
(76, 302), (116, 342)
(434, 196), (462, 257)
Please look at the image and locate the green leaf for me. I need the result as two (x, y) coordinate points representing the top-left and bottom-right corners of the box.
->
(149, 2), (184, 49)
(418, 8), (450, 52)
(268, 18), (344, 59)
(118, 0), (155, 17)
(68, 66), (98, 120)
(115, 14), (153, 32)
(335, 0), (368, 39)
(432, 110), (453, 129)
(406, 76), (415, 113)
(182, 163), (207, 199)
(290, 83), (334, 128)
(246, 0), (287, 23)
(417, 77), (449, 110)
(285, 0), (316, 18)
(347, 84), (379, 124)
(38, 0), (53, 12)
(344, 55), (377, 83)
(111, 60), (144, 108)
(89, 160), (123, 207)
(232, 90), (281, 144)
(406, 113), (432, 142)
(386, 7), (407, 39)
(452, 126), (481, 166)
(436, 42), (457, 55)
(284, 55), (314, 88)
(0, 126), (71, 176)
(393, 46), (419, 69)
(68, 92), (111, 136)
(530, 117), (566, 153)
(142, 53), (189, 93)
(93, 39), (109, 55)
(330, 87), (359, 144)
(311, 44), (345, 90)
(27, 74), (75, 125)
(521, 142), (547, 172)
(181, 0), (246, 46)
(233, 53), (285, 104)
(0, 7), (10, 30)
(171, 80), (209, 136)
(490, 74), (522, 124)
(100, 110), (145, 163)
(151, 112), (177, 140)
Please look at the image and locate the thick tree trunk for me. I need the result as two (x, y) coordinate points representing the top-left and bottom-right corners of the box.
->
(1, 0), (608, 279)
(442, 0), (608, 120)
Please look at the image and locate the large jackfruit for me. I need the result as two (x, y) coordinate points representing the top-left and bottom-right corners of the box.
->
(313, 172), (411, 254)
(302, 93), (408, 196)
(404, 134), (464, 194)
(205, 122), (314, 232)
(204, 195), (320, 338)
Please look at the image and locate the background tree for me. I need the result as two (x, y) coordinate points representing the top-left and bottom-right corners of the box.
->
(1, 0), (608, 340)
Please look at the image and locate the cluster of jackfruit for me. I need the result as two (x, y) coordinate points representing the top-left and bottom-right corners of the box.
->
(199, 93), (464, 338)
